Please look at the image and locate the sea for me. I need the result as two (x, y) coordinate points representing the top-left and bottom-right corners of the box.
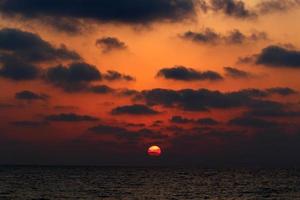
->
(0, 166), (300, 199)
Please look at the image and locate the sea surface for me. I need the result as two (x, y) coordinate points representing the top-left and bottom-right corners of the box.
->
(0, 166), (300, 199)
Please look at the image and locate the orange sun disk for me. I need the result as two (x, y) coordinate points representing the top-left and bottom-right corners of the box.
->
(147, 145), (162, 157)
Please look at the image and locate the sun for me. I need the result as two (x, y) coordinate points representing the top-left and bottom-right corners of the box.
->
(147, 145), (162, 157)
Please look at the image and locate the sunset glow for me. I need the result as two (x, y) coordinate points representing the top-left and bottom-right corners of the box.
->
(0, 0), (300, 166)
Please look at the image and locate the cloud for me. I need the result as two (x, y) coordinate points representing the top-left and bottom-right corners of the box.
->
(197, 118), (219, 125)
(181, 29), (220, 44)
(170, 115), (219, 125)
(224, 67), (253, 78)
(224, 29), (267, 44)
(266, 87), (297, 96)
(230, 88), (269, 98)
(11, 120), (49, 127)
(157, 66), (223, 81)
(256, 0), (300, 14)
(139, 88), (231, 111)
(241, 45), (300, 68)
(137, 87), (297, 111)
(255, 45), (300, 68)
(0, 28), (80, 63)
(45, 113), (99, 122)
(0, 56), (39, 80)
(248, 108), (300, 118)
(229, 87), (297, 98)
(180, 28), (267, 45)
(44, 62), (135, 92)
(229, 116), (279, 128)
(111, 104), (159, 115)
(117, 89), (140, 97)
(0, 28), (81, 81)
(41, 17), (88, 35)
(243, 99), (300, 118)
(96, 37), (127, 53)
(103, 70), (135, 82)
(44, 62), (101, 92)
(170, 116), (194, 124)
(209, 0), (256, 19)
(89, 85), (115, 94)
(0, 0), (196, 31)
(15, 90), (49, 101)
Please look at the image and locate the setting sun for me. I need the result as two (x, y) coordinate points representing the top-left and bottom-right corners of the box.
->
(147, 146), (162, 157)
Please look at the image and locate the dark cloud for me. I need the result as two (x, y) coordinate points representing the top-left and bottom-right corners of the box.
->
(0, 28), (80, 63)
(230, 88), (269, 98)
(117, 89), (140, 97)
(170, 116), (219, 125)
(103, 70), (135, 82)
(42, 17), (87, 35)
(44, 63), (135, 92)
(45, 62), (101, 92)
(181, 29), (220, 44)
(139, 88), (235, 111)
(224, 67), (253, 79)
(197, 118), (219, 125)
(96, 37), (127, 53)
(137, 87), (297, 112)
(111, 104), (159, 115)
(46, 62), (101, 82)
(125, 123), (146, 128)
(170, 116), (193, 124)
(229, 116), (279, 128)
(0, 56), (39, 80)
(181, 29), (267, 45)
(15, 90), (49, 101)
(228, 87), (297, 98)
(45, 113), (99, 122)
(255, 45), (300, 68)
(266, 87), (297, 96)
(11, 120), (48, 127)
(224, 29), (247, 44)
(89, 85), (115, 94)
(256, 0), (300, 14)
(243, 99), (300, 118)
(0, 28), (81, 81)
(157, 66), (223, 81)
(209, 0), (256, 19)
(0, 0), (196, 29)
(248, 108), (300, 118)
(224, 29), (267, 44)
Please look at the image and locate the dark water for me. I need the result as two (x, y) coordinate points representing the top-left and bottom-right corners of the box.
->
(0, 166), (300, 199)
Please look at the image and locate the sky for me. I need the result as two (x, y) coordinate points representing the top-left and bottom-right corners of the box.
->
(1, 0), (300, 166)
